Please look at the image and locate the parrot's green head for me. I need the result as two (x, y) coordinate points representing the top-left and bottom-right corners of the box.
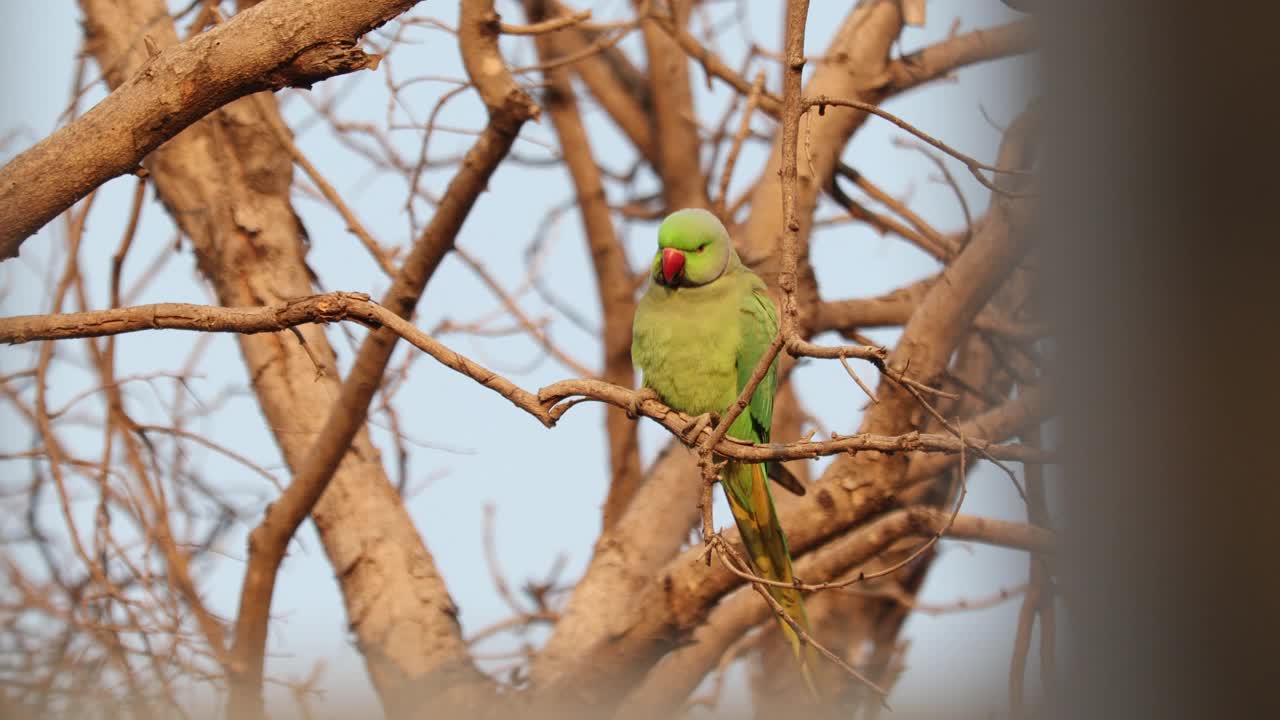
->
(651, 208), (735, 288)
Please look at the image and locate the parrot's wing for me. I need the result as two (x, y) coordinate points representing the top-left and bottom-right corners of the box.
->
(734, 283), (779, 444)
(737, 283), (807, 495)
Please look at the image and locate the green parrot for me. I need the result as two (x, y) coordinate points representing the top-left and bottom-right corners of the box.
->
(631, 208), (818, 694)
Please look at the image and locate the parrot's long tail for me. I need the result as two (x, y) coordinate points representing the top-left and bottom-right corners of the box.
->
(722, 460), (820, 700)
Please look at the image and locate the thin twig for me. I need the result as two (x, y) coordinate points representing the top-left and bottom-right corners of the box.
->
(804, 96), (1034, 197)
(501, 8), (592, 35)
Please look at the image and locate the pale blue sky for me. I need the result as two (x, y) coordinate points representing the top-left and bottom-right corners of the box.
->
(0, 2), (1043, 717)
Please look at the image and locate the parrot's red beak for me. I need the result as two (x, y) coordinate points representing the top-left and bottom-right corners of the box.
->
(661, 247), (685, 285)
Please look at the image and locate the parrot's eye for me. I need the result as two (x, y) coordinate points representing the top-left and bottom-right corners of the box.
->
(696, 245), (707, 253)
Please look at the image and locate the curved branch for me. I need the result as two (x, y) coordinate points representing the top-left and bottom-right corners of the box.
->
(460, 4), (543, 118)
(883, 20), (1037, 97)
(815, 278), (1048, 340)
(501, 7), (591, 35)
(804, 96), (1034, 195)
(0, 0), (421, 260)
(651, 16), (1036, 119)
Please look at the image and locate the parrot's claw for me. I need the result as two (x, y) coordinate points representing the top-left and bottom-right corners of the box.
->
(682, 411), (719, 444)
(627, 387), (660, 420)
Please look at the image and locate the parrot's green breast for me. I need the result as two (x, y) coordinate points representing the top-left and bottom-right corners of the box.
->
(632, 276), (743, 418)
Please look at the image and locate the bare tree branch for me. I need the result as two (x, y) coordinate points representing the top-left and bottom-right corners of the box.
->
(501, 7), (591, 36)
(815, 276), (1047, 340)
(883, 19), (1037, 97)
(0, 0), (420, 260)
(637, 0), (708, 210)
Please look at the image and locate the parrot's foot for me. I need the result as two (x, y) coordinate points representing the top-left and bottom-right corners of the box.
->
(682, 411), (719, 444)
(627, 387), (660, 420)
